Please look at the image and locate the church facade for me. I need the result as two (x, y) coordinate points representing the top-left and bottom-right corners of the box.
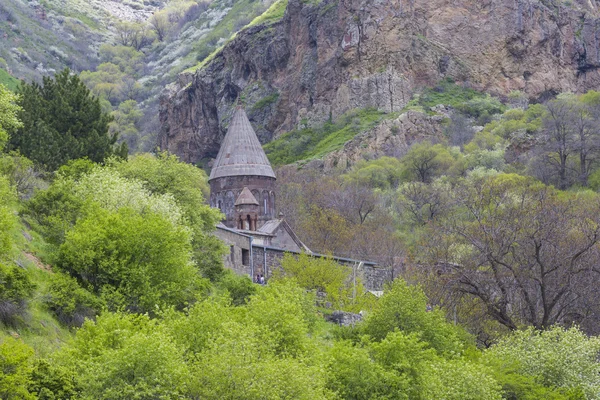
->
(209, 107), (390, 290)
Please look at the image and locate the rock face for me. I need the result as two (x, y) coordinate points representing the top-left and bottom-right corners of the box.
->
(323, 111), (444, 171)
(159, 0), (600, 164)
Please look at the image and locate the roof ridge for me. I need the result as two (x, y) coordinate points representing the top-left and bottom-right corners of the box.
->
(209, 108), (276, 181)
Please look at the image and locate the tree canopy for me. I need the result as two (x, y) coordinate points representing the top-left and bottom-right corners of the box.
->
(9, 69), (117, 171)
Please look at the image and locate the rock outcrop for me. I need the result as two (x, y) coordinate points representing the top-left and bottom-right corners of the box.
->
(159, 0), (600, 164)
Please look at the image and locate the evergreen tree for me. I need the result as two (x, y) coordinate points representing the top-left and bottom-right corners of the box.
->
(9, 69), (116, 171)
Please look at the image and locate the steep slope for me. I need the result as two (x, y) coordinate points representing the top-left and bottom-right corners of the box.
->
(159, 0), (600, 164)
(0, 0), (164, 82)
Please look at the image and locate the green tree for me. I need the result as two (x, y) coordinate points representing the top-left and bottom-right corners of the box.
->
(0, 83), (22, 151)
(108, 153), (225, 280)
(58, 313), (188, 399)
(0, 176), (17, 257)
(400, 142), (459, 183)
(326, 340), (409, 400)
(44, 272), (103, 327)
(56, 205), (205, 314)
(0, 263), (36, 325)
(28, 359), (79, 400)
(363, 279), (470, 356)
(484, 326), (600, 399)
(0, 337), (35, 399)
(277, 252), (366, 311)
(9, 69), (116, 171)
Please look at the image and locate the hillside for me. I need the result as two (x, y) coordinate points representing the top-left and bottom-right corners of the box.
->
(159, 0), (600, 164)
(5, 0), (600, 398)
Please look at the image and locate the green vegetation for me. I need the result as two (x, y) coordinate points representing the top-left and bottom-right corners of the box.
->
(251, 92), (280, 111)
(0, 69), (19, 92)
(405, 78), (505, 123)
(247, 0), (288, 28)
(0, 83), (22, 151)
(265, 108), (392, 165)
(184, 0), (284, 74)
(9, 69), (119, 171)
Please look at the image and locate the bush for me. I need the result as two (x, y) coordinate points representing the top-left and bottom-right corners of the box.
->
(363, 279), (470, 356)
(0, 337), (35, 399)
(29, 359), (79, 399)
(0, 175), (17, 257)
(44, 273), (103, 327)
(217, 270), (256, 306)
(484, 326), (600, 398)
(0, 263), (35, 326)
(56, 206), (204, 314)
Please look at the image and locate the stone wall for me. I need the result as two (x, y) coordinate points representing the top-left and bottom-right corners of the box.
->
(252, 245), (391, 291)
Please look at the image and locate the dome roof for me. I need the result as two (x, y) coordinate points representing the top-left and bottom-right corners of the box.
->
(209, 107), (276, 181)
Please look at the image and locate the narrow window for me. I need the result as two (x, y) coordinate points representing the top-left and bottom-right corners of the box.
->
(230, 245), (235, 263)
(242, 249), (249, 266)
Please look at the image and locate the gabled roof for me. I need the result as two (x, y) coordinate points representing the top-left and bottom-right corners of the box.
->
(235, 187), (259, 206)
(258, 219), (312, 253)
(209, 107), (276, 181)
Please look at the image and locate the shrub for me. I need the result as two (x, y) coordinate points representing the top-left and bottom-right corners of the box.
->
(0, 263), (35, 326)
(44, 273), (102, 327)
(0, 337), (35, 399)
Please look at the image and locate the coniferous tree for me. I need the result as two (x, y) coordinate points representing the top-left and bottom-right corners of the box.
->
(9, 69), (116, 171)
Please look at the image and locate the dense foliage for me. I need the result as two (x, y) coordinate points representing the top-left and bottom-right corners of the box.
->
(4, 69), (600, 399)
(9, 69), (118, 171)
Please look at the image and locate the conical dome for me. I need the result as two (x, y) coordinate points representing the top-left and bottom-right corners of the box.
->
(209, 107), (276, 181)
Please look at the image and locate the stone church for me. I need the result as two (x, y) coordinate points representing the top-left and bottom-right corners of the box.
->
(210, 107), (388, 290)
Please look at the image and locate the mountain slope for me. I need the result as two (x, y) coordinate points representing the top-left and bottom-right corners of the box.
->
(159, 0), (600, 164)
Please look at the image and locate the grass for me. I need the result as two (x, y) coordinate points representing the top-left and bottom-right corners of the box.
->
(184, 0), (288, 74)
(264, 108), (395, 166)
(0, 68), (19, 91)
(402, 78), (505, 122)
(252, 92), (279, 111)
(247, 0), (288, 28)
(1, 210), (73, 356)
(405, 78), (485, 112)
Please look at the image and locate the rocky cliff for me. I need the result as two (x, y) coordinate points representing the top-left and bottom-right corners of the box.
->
(159, 0), (600, 165)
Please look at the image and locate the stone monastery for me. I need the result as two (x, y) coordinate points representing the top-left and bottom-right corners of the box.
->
(209, 107), (388, 290)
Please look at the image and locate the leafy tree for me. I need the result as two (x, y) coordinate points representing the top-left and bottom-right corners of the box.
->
(343, 157), (403, 190)
(0, 176), (17, 257)
(56, 206), (204, 314)
(44, 272), (103, 327)
(0, 83), (22, 151)
(423, 174), (600, 333)
(9, 69), (116, 171)
(28, 359), (79, 400)
(107, 153), (225, 280)
(216, 270), (256, 306)
(326, 339), (409, 399)
(363, 279), (470, 356)
(420, 358), (502, 400)
(400, 142), (460, 183)
(162, 295), (241, 356)
(0, 337), (35, 400)
(484, 326), (600, 399)
(245, 280), (317, 357)
(58, 313), (188, 399)
(277, 252), (366, 311)
(188, 320), (330, 400)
